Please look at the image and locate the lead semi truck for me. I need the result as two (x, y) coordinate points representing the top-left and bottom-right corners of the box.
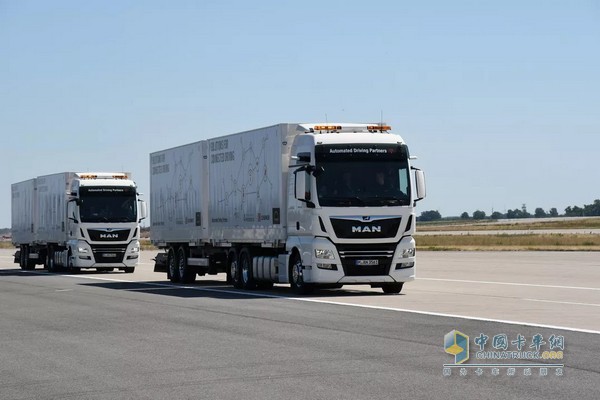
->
(12, 172), (147, 272)
(151, 123), (426, 293)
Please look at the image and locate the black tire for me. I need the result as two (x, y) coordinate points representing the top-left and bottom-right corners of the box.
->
(382, 282), (403, 294)
(123, 267), (134, 274)
(177, 246), (195, 283)
(228, 249), (242, 289)
(239, 248), (256, 290)
(21, 245), (35, 270)
(167, 246), (180, 283)
(289, 252), (314, 294)
(47, 246), (59, 273)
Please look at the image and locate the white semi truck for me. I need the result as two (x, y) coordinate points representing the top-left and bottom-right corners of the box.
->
(12, 172), (147, 273)
(151, 123), (426, 293)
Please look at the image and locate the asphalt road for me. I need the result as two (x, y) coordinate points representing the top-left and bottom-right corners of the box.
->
(0, 249), (598, 399)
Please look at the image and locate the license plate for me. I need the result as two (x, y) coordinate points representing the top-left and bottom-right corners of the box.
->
(356, 259), (379, 266)
(103, 253), (117, 258)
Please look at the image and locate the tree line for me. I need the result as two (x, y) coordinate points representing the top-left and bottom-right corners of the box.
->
(418, 199), (600, 222)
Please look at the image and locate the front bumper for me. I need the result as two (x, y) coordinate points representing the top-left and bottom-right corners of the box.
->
(70, 240), (140, 268)
(302, 236), (416, 284)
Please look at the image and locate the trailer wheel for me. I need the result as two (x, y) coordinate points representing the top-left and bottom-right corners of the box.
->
(228, 249), (242, 289)
(21, 245), (35, 270)
(239, 248), (256, 290)
(382, 283), (403, 294)
(177, 246), (196, 283)
(47, 246), (58, 273)
(289, 252), (314, 294)
(167, 246), (180, 283)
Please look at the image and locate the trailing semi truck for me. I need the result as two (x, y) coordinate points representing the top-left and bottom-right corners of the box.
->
(12, 172), (147, 272)
(151, 123), (426, 293)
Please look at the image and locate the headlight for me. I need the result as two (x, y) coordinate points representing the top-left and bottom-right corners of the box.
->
(401, 248), (416, 258)
(130, 241), (140, 253)
(77, 243), (89, 253)
(314, 248), (335, 260)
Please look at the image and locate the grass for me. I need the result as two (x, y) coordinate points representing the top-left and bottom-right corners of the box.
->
(417, 217), (600, 231)
(416, 233), (600, 251)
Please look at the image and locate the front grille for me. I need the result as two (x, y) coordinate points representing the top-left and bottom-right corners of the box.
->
(91, 244), (126, 263)
(88, 229), (131, 242)
(331, 217), (401, 239)
(336, 242), (397, 276)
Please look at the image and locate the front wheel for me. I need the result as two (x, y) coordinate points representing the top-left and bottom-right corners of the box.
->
(382, 282), (403, 294)
(289, 252), (314, 295)
(228, 249), (242, 289)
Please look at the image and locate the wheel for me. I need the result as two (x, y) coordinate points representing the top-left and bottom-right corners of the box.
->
(67, 253), (79, 273)
(228, 249), (242, 289)
(239, 248), (256, 290)
(123, 267), (134, 274)
(382, 282), (403, 294)
(21, 245), (35, 270)
(289, 252), (314, 294)
(167, 246), (180, 283)
(47, 246), (59, 273)
(177, 246), (195, 283)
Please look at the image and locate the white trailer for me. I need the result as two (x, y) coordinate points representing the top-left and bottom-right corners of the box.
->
(151, 123), (426, 293)
(12, 172), (147, 272)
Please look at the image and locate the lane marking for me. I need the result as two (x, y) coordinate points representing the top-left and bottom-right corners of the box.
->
(523, 298), (600, 307)
(418, 277), (600, 291)
(17, 270), (600, 335)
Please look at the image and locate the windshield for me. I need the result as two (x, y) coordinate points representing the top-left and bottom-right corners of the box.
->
(315, 144), (411, 207)
(79, 186), (137, 223)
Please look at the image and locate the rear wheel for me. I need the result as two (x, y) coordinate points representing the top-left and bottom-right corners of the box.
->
(47, 246), (59, 273)
(239, 248), (256, 290)
(167, 246), (180, 283)
(382, 282), (403, 294)
(21, 245), (35, 270)
(177, 246), (196, 283)
(289, 252), (314, 294)
(228, 249), (242, 289)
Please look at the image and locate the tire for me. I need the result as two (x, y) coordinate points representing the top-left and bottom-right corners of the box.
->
(177, 246), (195, 283)
(239, 248), (256, 290)
(382, 282), (403, 294)
(289, 252), (314, 294)
(228, 249), (242, 289)
(167, 246), (180, 283)
(47, 246), (59, 273)
(123, 267), (134, 274)
(21, 245), (35, 270)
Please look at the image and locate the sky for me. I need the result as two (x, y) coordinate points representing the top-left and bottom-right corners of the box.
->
(1, 0), (599, 228)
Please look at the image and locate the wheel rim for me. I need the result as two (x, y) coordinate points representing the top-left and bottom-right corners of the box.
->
(230, 260), (238, 282)
(292, 260), (302, 286)
(241, 255), (249, 283)
(178, 249), (186, 277)
(168, 249), (177, 277)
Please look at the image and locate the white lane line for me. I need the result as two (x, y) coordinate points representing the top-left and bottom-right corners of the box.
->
(418, 277), (600, 291)
(523, 298), (600, 307)
(19, 271), (600, 335)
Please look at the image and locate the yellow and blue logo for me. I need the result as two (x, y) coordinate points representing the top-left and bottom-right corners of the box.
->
(444, 330), (469, 364)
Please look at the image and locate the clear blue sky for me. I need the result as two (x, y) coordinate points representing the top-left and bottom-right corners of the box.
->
(1, 0), (599, 228)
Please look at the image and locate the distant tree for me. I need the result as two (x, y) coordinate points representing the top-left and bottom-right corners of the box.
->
(549, 208), (559, 217)
(472, 210), (486, 220)
(491, 211), (504, 220)
(507, 208), (530, 219)
(460, 212), (470, 220)
(565, 206), (584, 217)
(584, 199), (600, 216)
(419, 210), (442, 222)
(534, 208), (547, 218)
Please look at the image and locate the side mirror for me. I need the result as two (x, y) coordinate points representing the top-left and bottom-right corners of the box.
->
(294, 169), (307, 201)
(138, 200), (148, 221)
(414, 169), (426, 201)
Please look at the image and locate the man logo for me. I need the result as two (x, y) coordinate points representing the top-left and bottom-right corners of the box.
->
(99, 233), (119, 239)
(352, 226), (381, 233)
(444, 330), (469, 364)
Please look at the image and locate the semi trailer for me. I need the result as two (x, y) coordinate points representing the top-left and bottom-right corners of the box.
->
(151, 123), (426, 293)
(12, 172), (147, 272)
